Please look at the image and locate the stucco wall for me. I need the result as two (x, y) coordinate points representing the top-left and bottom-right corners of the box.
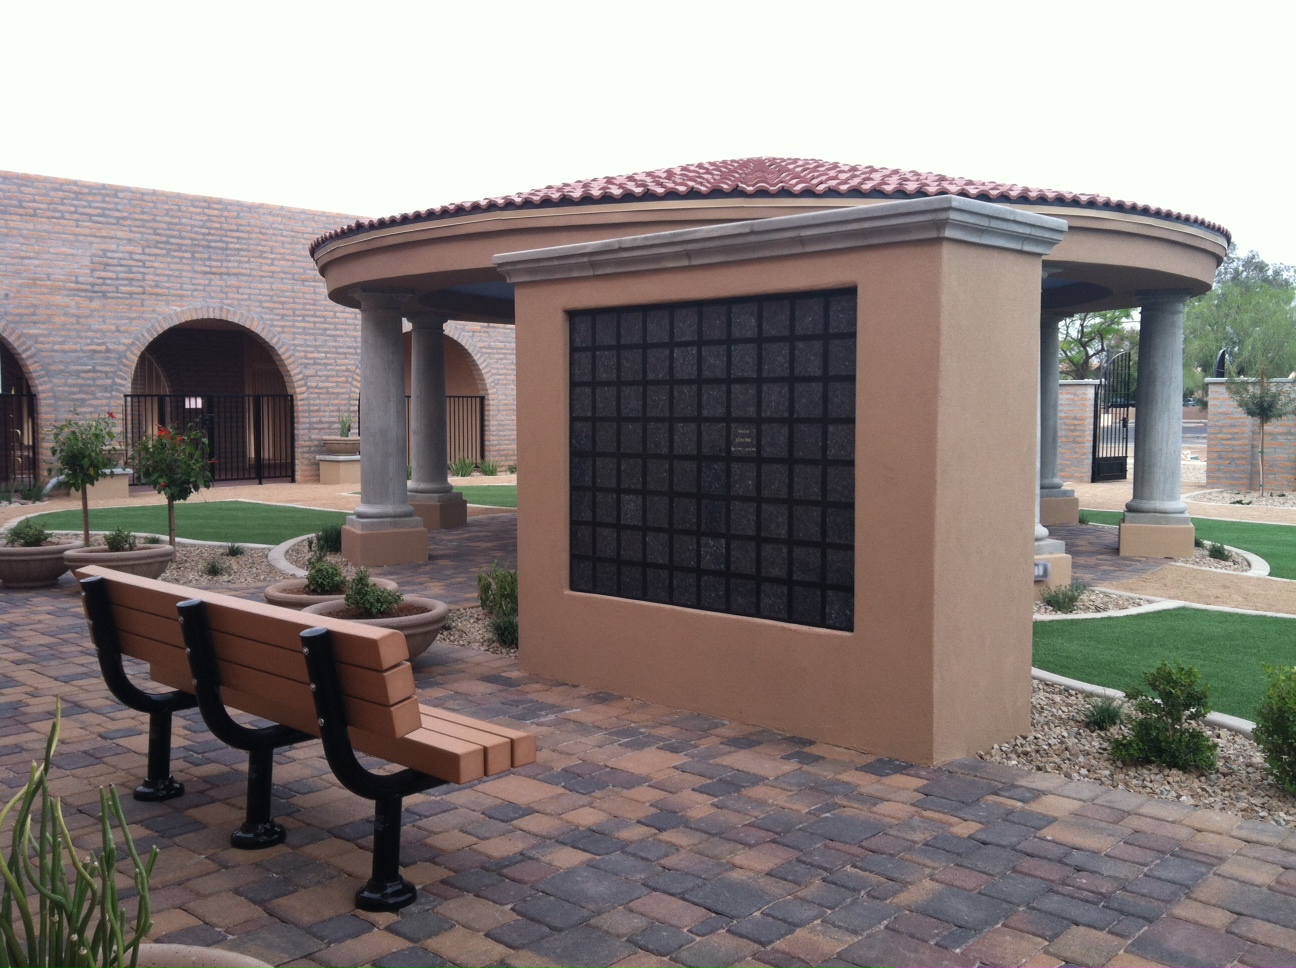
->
(511, 236), (1042, 765)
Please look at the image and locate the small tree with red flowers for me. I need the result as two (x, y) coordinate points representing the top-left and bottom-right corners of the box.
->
(131, 425), (214, 547)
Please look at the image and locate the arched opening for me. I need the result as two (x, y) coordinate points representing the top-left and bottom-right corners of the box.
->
(127, 320), (296, 484)
(0, 341), (38, 488)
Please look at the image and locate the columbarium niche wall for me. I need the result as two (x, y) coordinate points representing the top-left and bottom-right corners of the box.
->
(498, 197), (1065, 764)
(569, 290), (856, 631)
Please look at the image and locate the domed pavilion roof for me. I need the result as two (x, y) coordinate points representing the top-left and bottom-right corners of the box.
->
(310, 156), (1229, 256)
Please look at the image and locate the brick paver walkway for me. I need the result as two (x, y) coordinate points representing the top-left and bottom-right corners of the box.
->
(1049, 523), (1170, 589)
(5, 527), (1296, 965)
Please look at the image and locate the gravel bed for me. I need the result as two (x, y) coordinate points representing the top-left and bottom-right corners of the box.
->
(1034, 589), (1154, 616)
(982, 680), (1296, 825)
(1189, 489), (1296, 508)
(438, 606), (516, 655)
(161, 544), (285, 586)
(1181, 545), (1250, 572)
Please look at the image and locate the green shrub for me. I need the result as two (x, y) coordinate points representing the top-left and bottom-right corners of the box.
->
(225, 541), (245, 557)
(346, 567), (402, 618)
(314, 524), (342, 555)
(1111, 662), (1218, 772)
(4, 519), (50, 547)
(490, 611), (519, 649)
(142, 533), (162, 544)
(1254, 664), (1296, 794)
(104, 526), (136, 552)
(1207, 541), (1231, 561)
(507, 464), (518, 475)
(1194, 535), (1205, 549)
(1041, 581), (1087, 613)
(305, 560), (347, 596)
(480, 459), (499, 476)
(15, 479), (46, 502)
(478, 561), (519, 617)
(449, 455), (476, 478)
(1083, 695), (1124, 731)
(1078, 510), (1092, 525)
(204, 559), (228, 577)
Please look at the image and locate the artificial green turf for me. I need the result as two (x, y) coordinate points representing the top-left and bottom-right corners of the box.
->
(1034, 607), (1296, 718)
(1081, 509), (1296, 579)
(456, 485), (517, 508)
(26, 501), (347, 545)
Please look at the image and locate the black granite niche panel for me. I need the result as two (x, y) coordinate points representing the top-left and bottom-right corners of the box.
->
(569, 289), (855, 631)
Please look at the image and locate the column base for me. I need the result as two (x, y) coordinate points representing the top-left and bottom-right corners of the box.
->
(1034, 554), (1072, 600)
(1039, 496), (1080, 527)
(342, 523), (429, 567)
(318, 455), (361, 486)
(409, 493), (468, 530)
(1119, 522), (1195, 559)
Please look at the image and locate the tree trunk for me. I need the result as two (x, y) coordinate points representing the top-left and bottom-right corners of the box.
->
(81, 486), (91, 547)
(1259, 421), (1267, 494)
(168, 499), (177, 548)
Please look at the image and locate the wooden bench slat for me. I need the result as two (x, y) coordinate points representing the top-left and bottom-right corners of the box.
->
(413, 714), (512, 775)
(350, 725), (487, 785)
(141, 644), (422, 738)
(77, 566), (409, 670)
(423, 709), (538, 766)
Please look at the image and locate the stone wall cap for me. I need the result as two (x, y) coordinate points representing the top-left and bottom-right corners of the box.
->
(492, 195), (1068, 283)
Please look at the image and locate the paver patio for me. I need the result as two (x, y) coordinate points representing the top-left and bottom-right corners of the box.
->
(4, 513), (1296, 966)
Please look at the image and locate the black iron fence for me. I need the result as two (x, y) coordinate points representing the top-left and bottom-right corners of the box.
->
(0, 392), (38, 488)
(124, 394), (295, 484)
(1091, 350), (1133, 482)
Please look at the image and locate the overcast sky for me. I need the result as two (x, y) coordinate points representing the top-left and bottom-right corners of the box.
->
(3, 2), (1287, 268)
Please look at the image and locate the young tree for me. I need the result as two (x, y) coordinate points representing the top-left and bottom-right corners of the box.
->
(1058, 310), (1134, 380)
(131, 425), (215, 547)
(1225, 370), (1296, 494)
(49, 412), (119, 546)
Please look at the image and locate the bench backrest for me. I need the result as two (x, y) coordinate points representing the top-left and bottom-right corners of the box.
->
(76, 565), (421, 740)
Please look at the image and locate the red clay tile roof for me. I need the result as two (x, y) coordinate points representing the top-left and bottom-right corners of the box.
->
(310, 157), (1229, 255)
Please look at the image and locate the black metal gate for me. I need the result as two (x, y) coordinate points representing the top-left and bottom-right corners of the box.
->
(124, 394), (295, 484)
(0, 392), (38, 487)
(1091, 350), (1133, 482)
(358, 394), (487, 468)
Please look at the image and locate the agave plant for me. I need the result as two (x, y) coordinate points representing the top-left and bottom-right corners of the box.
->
(0, 703), (156, 967)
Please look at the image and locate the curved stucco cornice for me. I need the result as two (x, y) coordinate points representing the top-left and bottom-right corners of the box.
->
(313, 193), (1226, 314)
(120, 305), (307, 400)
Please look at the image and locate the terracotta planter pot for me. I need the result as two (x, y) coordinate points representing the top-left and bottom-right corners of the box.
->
(322, 435), (360, 456)
(136, 942), (270, 967)
(64, 544), (175, 580)
(0, 540), (83, 588)
(302, 596), (450, 659)
(263, 576), (398, 610)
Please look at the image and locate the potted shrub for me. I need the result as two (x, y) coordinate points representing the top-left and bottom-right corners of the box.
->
(130, 425), (214, 548)
(48, 411), (119, 548)
(321, 412), (360, 456)
(264, 557), (397, 609)
(64, 527), (175, 580)
(0, 519), (82, 588)
(302, 567), (448, 659)
(1, 705), (268, 967)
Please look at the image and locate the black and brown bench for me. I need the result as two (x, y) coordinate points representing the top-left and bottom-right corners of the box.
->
(76, 564), (536, 911)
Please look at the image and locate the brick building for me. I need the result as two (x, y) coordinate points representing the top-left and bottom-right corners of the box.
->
(0, 171), (516, 486)
(1206, 376), (1296, 491)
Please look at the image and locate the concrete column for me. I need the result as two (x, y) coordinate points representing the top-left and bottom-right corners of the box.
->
(407, 313), (467, 529)
(342, 289), (429, 566)
(1039, 312), (1079, 526)
(1035, 315), (1070, 595)
(1120, 290), (1195, 557)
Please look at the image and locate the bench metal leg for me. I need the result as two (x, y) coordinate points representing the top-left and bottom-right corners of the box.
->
(230, 746), (286, 850)
(135, 708), (185, 802)
(356, 796), (416, 912)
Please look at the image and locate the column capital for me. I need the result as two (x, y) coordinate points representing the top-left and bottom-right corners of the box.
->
(352, 288), (411, 312)
(405, 311), (451, 330)
(1135, 289), (1192, 310)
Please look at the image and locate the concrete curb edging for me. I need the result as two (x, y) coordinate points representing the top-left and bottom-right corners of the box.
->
(1032, 667), (1257, 738)
(268, 535), (311, 578)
